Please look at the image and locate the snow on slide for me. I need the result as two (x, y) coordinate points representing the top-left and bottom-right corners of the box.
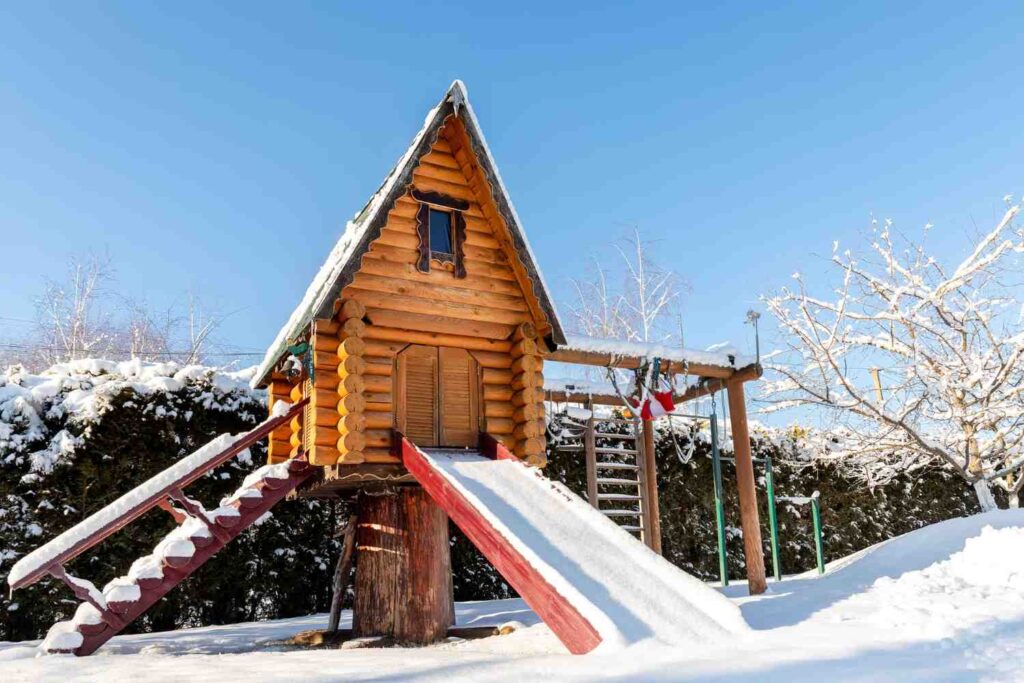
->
(416, 449), (747, 652)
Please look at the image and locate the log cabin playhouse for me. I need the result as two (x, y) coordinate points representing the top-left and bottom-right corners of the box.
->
(10, 81), (765, 657)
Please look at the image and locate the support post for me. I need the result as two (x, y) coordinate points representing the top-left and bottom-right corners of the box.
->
(710, 414), (728, 586)
(641, 418), (662, 555)
(327, 513), (358, 633)
(725, 380), (767, 595)
(764, 455), (782, 581)
(811, 492), (825, 575)
(352, 487), (453, 644)
(584, 409), (598, 508)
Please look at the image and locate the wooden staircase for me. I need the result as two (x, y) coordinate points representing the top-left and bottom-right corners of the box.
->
(8, 401), (315, 657)
(555, 413), (656, 549)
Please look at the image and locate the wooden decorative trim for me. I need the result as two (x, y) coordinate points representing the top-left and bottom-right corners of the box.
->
(415, 202), (430, 273)
(453, 211), (467, 279)
(411, 187), (470, 211)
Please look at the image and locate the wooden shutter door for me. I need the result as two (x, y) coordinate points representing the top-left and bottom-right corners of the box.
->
(397, 345), (438, 447)
(438, 347), (480, 448)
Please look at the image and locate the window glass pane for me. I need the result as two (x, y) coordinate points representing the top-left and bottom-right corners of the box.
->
(429, 209), (453, 254)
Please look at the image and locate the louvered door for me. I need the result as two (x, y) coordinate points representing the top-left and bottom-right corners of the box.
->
(438, 347), (480, 448)
(397, 345), (439, 446)
(395, 345), (481, 449)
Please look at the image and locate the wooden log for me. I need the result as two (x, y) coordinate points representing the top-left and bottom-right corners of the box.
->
(364, 308), (516, 340)
(310, 444), (340, 466)
(358, 257), (521, 296)
(516, 437), (544, 457)
(482, 368), (514, 386)
(364, 375), (392, 394)
(349, 288), (528, 326)
(337, 431), (367, 453)
(365, 411), (394, 430)
(364, 448), (401, 464)
(512, 322), (537, 341)
(513, 404), (540, 423)
(349, 273), (528, 313)
(327, 514), (358, 633)
(365, 394), (392, 413)
(364, 323), (512, 353)
(338, 299), (366, 321)
(338, 412), (367, 435)
(483, 385), (513, 402)
(337, 393), (367, 415)
(411, 161), (465, 185)
(419, 150), (460, 170)
(362, 247), (516, 281)
(485, 417), (515, 435)
(641, 420), (662, 556)
(364, 356), (394, 377)
(313, 406), (341, 427)
(353, 492), (401, 637)
(290, 431), (302, 448)
(510, 338), (537, 358)
(394, 488), (454, 644)
(340, 318), (366, 339)
(290, 384), (304, 402)
(511, 371), (542, 391)
(510, 355), (540, 376)
(727, 380), (767, 595)
(338, 449), (365, 464)
(512, 388), (544, 407)
(337, 356), (366, 376)
(512, 420), (541, 440)
(338, 374), (366, 395)
(470, 350), (512, 370)
(364, 429), (391, 448)
(484, 402), (514, 419)
(336, 337), (366, 361)
(364, 339), (405, 358)
(313, 335), (340, 354)
(314, 318), (340, 336)
(353, 488), (452, 644)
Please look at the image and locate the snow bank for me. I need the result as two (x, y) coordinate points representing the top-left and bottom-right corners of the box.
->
(422, 450), (747, 649)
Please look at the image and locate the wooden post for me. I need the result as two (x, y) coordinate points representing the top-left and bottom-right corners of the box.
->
(641, 419), (662, 555)
(352, 488), (453, 644)
(327, 513), (358, 633)
(584, 408), (598, 508)
(725, 380), (767, 595)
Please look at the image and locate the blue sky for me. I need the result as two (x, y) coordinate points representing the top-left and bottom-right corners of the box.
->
(1, 1), (1021, 364)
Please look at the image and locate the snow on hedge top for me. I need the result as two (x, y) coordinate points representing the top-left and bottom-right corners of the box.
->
(560, 334), (749, 370)
(0, 359), (256, 476)
(252, 79), (565, 389)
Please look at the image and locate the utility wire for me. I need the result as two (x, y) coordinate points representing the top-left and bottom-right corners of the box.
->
(0, 343), (263, 357)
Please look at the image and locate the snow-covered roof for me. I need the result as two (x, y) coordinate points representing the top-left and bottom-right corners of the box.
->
(252, 80), (565, 388)
(557, 334), (750, 371)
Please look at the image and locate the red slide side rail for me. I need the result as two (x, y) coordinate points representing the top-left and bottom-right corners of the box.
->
(11, 398), (309, 591)
(400, 435), (603, 654)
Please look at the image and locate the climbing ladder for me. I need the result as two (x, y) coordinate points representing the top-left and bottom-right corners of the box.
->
(7, 400), (314, 657)
(556, 412), (655, 549)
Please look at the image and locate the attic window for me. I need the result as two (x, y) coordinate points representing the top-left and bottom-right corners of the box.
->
(429, 208), (453, 256)
(412, 187), (468, 278)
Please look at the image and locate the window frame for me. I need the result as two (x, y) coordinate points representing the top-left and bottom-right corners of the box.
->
(412, 187), (468, 278)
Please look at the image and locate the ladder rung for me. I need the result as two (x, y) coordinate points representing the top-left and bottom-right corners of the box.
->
(598, 494), (642, 501)
(595, 462), (639, 470)
(602, 510), (642, 517)
(556, 445), (583, 451)
(596, 478), (639, 485)
(596, 448), (638, 455)
(594, 432), (636, 440)
(620, 525), (642, 531)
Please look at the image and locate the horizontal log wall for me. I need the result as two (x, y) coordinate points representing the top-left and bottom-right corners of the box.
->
(267, 373), (295, 464)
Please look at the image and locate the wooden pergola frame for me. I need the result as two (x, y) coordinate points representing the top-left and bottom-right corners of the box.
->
(545, 347), (768, 595)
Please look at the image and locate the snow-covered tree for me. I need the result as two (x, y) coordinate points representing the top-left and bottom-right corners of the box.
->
(570, 228), (683, 343)
(761, 199), (1024, 509)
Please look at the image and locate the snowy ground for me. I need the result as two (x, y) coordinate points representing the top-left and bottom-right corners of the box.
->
(4, 510), (1024, 682)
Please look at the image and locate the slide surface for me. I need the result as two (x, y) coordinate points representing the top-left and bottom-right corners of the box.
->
(402, 442), (747, 653)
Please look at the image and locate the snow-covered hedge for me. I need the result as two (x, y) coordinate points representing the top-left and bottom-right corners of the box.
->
(0, 360), (340, 642)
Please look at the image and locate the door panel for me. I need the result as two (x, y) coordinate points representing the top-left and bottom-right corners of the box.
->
(438, 347), (480, 448)
(397, 344), (438, 446)
(396, 345), (481, 449)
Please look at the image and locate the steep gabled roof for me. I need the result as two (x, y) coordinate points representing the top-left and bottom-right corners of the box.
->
(253, 81), (564, 388)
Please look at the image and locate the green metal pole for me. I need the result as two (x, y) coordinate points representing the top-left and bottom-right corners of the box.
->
(764, 455), (782, 581)
(710, 414), (728, 586)
(810, 492), (824, 575)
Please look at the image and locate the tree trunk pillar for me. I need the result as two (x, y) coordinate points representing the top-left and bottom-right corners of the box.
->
(725, 380), (767, 595)
(352, 487), (453, 644)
